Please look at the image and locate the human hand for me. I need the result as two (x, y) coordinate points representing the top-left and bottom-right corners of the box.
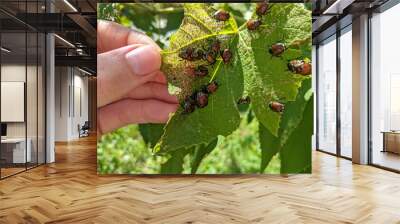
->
(97, 20), (178, 135)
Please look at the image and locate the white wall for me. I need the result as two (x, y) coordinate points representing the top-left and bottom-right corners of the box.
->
(1, 65), (36, 138)
(1, 66), (25, 132)
(55, 66), (69, 141)
(72, 73), (89, 138)
(1, 63), (46, 164)
(54, 67), (89, 141)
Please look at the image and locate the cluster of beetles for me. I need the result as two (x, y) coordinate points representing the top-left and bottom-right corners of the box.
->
(179, 2), (311, 114)
(178, 34), (232, 114)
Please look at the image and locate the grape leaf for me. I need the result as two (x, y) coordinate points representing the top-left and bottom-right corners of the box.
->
(155, 3), (311, 155)
(155, 4), (244, 154)
(259, 123), (280, 173)
(160, 147), (191, 174)
(238, 3), (311, 136)
(247, 109), (254, 124)
(280, 97), (313, 173)
(161, 3), (238, 98)
(190, 138), (218, 173)
(259, 78), (312, 172)
(278, 78), (312, 146)
(138, 124), (165, 148)
(160, 138), (218, 174)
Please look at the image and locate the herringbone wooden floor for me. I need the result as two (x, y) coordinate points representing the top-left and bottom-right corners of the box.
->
(1, 136), (400, 224)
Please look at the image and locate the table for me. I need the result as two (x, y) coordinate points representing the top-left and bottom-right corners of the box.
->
(1, 138), (31, 163)
(382, 131), (400, 154)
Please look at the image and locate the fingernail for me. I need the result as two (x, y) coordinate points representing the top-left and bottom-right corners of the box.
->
(125, 45), (161, 76)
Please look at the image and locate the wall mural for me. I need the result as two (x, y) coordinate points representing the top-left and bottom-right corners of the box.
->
(97, 3), (313, 174)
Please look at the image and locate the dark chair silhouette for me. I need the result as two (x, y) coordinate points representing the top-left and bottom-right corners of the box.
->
(79, 121), (90, 138)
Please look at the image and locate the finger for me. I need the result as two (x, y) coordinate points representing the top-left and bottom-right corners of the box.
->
(98, 99), (178, 135)
(97, 20), (160, 53)
(125, 82), (178, 104)
(150, 71), (168, 84)
(97, 44), (161, 107)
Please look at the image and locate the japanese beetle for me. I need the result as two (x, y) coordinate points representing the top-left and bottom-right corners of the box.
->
(206, 81), (219, 94)
(288, 60), (311, 76)
(191, 49), (204, 60)
(269, 43), (285, 56)
(195, 65), (209, 77)
(203, 51), (217, 65)
(288, 60), (301, 72)
(196, 91), (209, 108)
(182, 97), (196, 114)
(214, 10), (230, 21)
(299, 62), (312, 76)
(210, 40), (221, 53)
(269, 101), (285, 113)
(256, 2), (269, 16)
(179, 47), (203, 61)
(221, 49), (233, 64)
(246, 19), (262, 31)
(179, 47), (193, 60)
(237, 96), (251, 104)
(186, 65), (209, 78)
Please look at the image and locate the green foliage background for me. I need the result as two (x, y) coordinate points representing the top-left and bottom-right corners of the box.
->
(98, 117), (280, 174)
(97, 3), (311, 174)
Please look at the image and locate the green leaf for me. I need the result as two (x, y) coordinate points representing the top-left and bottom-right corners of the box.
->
(156, 3), (311, 156)
(280, 97), (313, 173)
(259, 123), (280, 172)
(156, 4), (243, 154)
(190, 138), (218, 174)
(98, 3), (118, 21)
(247, 109), (254, 124)
(215, 3), (253, 26)
(160, 148), (191, 174)
(278, 78), (312, 146)
(238, 3), (311, 136)
(161, 4), (238, 95)
(259, 78), (312, 172)
(138, 124), (165, 148)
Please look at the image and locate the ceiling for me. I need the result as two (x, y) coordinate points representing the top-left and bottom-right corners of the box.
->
(312, 0), (391, 44)
(0, 0), (97, 74)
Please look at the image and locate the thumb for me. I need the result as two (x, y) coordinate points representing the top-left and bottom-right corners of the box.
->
(125, 44), (161, 75)
(97, 44), (161, 107)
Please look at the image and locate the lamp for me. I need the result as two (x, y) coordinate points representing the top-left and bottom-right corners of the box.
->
(54, 34), (75, 48)
(78, 67), (94, 76)
(63, 0), (78, 12)
(1, 47), (11, 53)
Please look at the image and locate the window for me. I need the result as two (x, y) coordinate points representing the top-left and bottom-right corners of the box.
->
(0, 1), (46, 179)
(316, 25), (353, 158)
(370, 3), (400, 171)
(317, 35), (337, 154)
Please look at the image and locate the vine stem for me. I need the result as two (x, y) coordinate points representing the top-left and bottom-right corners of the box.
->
(209, 60), (222, 82)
